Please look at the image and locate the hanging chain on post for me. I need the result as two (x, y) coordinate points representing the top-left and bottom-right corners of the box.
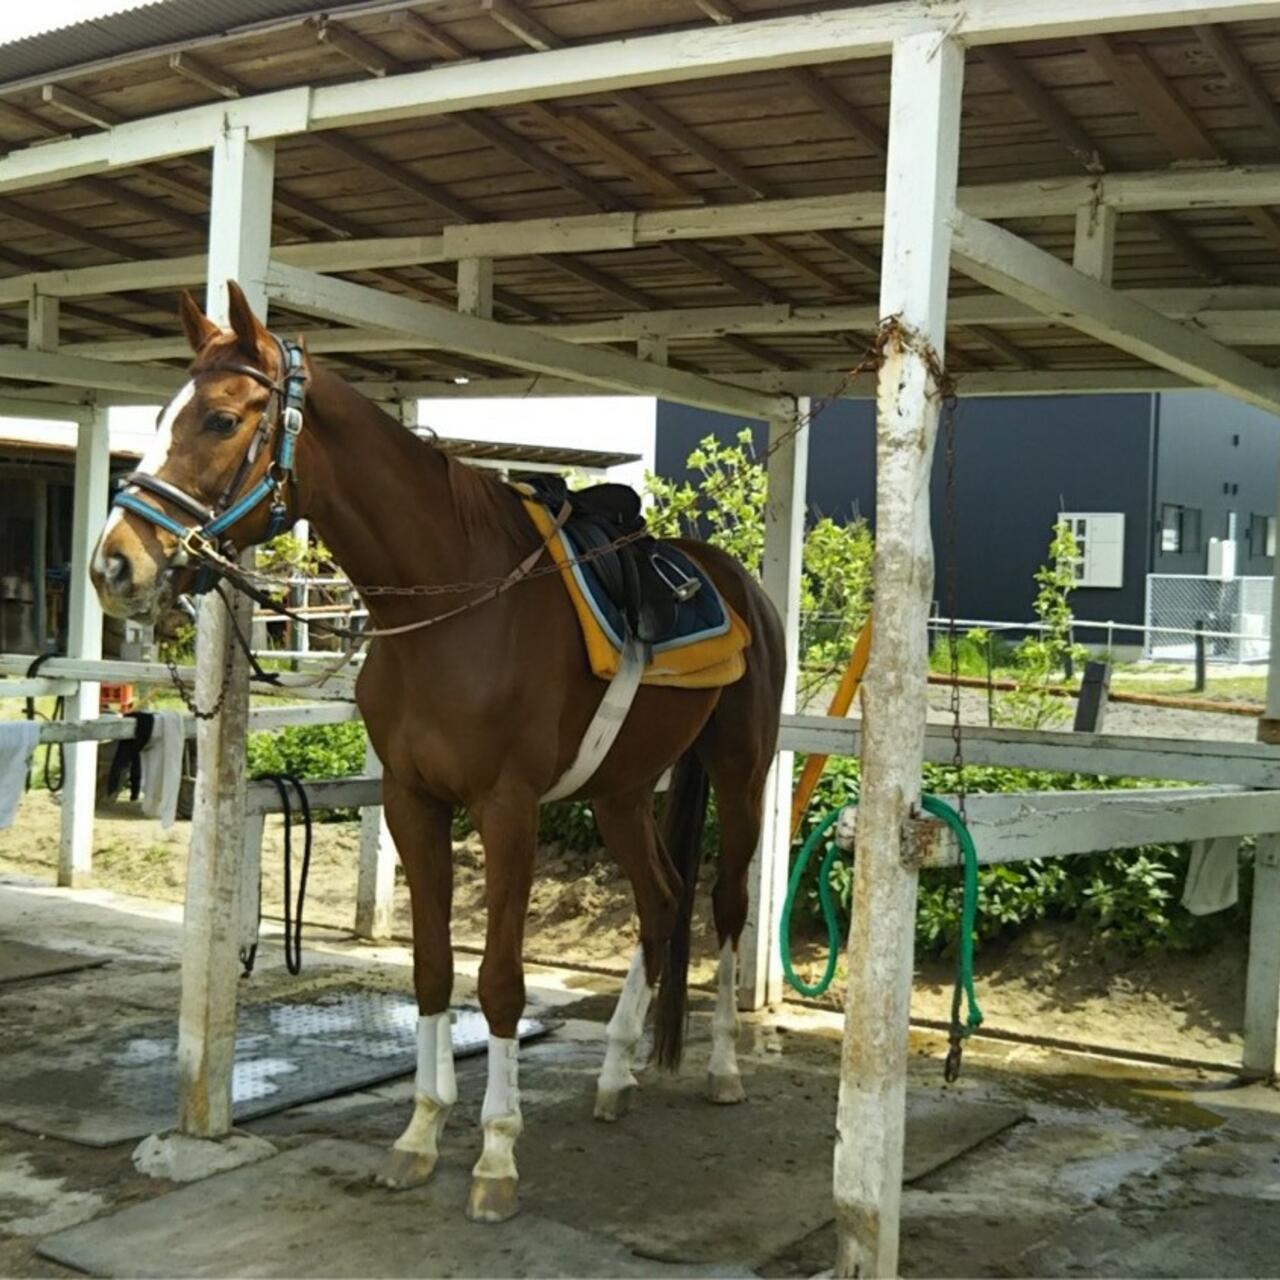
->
(941, 387), (972, 1083)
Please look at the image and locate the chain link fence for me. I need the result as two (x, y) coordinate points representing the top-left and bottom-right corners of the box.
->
(1144, 574), (1271, 664)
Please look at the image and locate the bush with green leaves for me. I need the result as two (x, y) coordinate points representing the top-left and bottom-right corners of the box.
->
(792, 756), (1247, 956)
(645, 427), (874, 702)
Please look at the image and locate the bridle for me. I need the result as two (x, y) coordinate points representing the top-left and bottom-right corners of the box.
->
(111, 334), (308, 590)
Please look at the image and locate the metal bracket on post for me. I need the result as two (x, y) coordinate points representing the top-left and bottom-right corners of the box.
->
(899, 812), (956, 870)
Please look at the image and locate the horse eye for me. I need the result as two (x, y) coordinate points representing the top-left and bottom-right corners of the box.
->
(204, 411), (239, 435)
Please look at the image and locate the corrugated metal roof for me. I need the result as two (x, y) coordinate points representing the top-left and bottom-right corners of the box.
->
(0, 0), (335, 85)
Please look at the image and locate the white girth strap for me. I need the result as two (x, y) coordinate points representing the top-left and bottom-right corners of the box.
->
(541, 636), (646, 803)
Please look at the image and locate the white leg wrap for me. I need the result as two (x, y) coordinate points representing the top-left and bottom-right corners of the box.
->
(597, 946), (654, 1097)
(473, 1035), (522, 1182)
(394, 1012), (456, 1157)
(708, 943), (741, 1080)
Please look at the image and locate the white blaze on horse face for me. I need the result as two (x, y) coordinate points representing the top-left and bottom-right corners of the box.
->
(708, 942), (741, 1081)
(91, 380), (197, 580)
(473, 1035), (522, 1182)
(596, 945), (653, 1108)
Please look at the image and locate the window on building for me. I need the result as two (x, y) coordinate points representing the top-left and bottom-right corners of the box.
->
(1250, 513), (1277, 558)
(1159, 503), (1202, 555)
(1059, 512), (1125, 588)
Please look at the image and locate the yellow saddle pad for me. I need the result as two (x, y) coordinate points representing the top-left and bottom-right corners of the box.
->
(522, 499), (750, 690)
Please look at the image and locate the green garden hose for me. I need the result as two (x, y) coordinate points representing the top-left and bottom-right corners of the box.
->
(780, 793), (984, 1073)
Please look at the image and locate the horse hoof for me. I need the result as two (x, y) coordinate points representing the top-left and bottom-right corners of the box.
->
(593, 1084), (635, 1123)
(707, 1072), (746, 1105)
(377, 1147), (438, 1190)
(467, 1175), (520, 1223)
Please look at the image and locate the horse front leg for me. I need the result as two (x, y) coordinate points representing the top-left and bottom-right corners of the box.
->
(468, 784), (538, 1223)
(377, 775), (456, 1190)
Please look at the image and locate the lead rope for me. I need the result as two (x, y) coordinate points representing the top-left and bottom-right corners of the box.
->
(241, 773), (312, 977)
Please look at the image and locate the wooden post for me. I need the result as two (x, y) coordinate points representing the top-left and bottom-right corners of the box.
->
(1260, 461), (1280, 743)
(176, 126), (274, 1139)
(739, 396), (808, 1010)
(1244, 833), (1280, 1079)
(58, 405), (109, 887)
(457, 257), (493, 319)
(834, 32), (963, 1280)
(1073, 202), (1118, 284)
(356, 737), (397, 940)
(32, 479), (48, 652)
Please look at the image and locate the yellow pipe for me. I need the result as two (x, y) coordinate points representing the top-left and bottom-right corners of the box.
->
(789, 619), (872, 840)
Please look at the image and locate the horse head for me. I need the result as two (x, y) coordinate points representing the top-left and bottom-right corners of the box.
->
(91, 282), (307, 621)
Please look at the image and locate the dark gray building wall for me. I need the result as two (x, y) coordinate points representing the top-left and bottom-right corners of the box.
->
(655, 394), (1155, 626)
(1152, 390), (1280, 577)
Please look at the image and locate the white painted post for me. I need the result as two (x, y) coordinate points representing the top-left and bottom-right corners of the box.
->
(457, 257), (493, 319)
(834, 33), (964, 1280)
(1245, 834), (1280, 1078)
(32, 479), (47, 652)
(1259, 453), (1280, 742)
(1073, 202), (1118, 284)
(291, 518), (310, 660)
(356, 737), (397, 940)
(58, 405), (109, 887)
(739, 396), (809, 1010)
(176, 126), (275, 1138)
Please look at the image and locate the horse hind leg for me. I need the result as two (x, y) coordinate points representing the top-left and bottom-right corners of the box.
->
(377, 778), (456, 1189)
(591, 789), (678, 1122)
(705, 756), (771, 1106)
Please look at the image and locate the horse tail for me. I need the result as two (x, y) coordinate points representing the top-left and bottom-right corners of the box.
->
(653, 748), (711, 1071)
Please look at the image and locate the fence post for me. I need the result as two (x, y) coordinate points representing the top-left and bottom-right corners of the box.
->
(1194, 620), (1207, 693)
(1244, 834), (1280, 1079)
(356, 738), (397, 940)
(59, 405), (110, 888)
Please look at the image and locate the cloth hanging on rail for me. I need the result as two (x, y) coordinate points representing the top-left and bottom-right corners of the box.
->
(139, 710), (184, 830)
(1181, 836), (1240, 916)
(0, 722), (42, 829)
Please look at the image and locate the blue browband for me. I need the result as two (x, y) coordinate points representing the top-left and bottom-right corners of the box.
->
(112, 336), (307, 584)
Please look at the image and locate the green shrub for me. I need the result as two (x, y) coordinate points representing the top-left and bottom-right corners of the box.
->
(791, 756), (1249, 956)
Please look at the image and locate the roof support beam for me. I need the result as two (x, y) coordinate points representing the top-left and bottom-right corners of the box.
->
(264, 260), (790, 419)
(951, 209), (1280, 415)
(3, 1), (1279, 193)
(11, 162), (1280, 304)
(0, 345), (177, 395)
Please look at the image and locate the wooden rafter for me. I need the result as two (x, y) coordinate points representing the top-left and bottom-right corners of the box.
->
(1086, 32), (1280, 272)
(982, 40), (1226, 281)
(1195, 24), (1280, 149)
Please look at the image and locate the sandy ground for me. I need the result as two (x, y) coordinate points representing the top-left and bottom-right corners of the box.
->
(2, 880), (1280, 1280)
(0, 782), (1248, 1069)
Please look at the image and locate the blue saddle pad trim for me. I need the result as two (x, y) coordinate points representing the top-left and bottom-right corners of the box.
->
(559, 533), (731, 654)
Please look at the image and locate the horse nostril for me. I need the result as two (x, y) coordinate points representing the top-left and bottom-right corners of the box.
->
(105, 553), (131, 586)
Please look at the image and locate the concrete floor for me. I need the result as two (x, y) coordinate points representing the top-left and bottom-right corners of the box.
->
(2, 874), (1280, 1278)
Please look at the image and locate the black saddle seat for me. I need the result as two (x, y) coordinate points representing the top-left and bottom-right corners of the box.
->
(519, 474), (697, 645)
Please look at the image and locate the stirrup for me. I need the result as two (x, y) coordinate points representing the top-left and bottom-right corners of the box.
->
(650, 552), (700, 602)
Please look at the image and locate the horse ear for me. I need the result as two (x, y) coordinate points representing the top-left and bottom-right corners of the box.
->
(226, 280), (269, 358)
(178, 291), (218, 353)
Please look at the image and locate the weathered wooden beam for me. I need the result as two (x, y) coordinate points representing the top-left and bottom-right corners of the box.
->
(40, 84), (122, 129)
(266, 260), (790, 418)
(1196, 24), (1280, 149)
(168, 51), (244, 100)
(835, 31), (964, 1280)
(951, 210), (1280, 415)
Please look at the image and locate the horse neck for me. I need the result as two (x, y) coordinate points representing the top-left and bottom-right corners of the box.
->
(292, 366), (521, 614)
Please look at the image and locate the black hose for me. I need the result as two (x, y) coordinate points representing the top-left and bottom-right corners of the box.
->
(23, 654), (64, 794)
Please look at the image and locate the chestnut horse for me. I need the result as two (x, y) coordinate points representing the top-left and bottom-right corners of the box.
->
(91, 283), (785, 1222)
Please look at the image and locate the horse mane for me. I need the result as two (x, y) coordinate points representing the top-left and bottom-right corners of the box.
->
(441, 451), (538, 549)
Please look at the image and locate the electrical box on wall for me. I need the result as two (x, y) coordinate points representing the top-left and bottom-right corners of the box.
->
(1059, 512), (1125, 588)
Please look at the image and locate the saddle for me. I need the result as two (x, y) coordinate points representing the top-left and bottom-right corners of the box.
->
(518, 475), (699, 645)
